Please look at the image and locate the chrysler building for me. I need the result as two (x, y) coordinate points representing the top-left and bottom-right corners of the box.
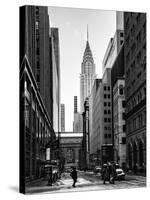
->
(80, 27), (96, 112)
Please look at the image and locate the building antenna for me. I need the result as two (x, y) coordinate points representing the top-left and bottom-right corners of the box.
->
(87, 24), (89, 41)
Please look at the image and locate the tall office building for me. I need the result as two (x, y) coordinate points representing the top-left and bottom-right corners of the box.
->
(19, 5), (57, 186)
(51, 28), (61, 133)
(20, 6), (52, 121)
(74, 96), (78, 113)
(89, 70), (113, 166)
(73, 96), (83, 132)
(98, 11), (124, 165)
(124, 12), (146, 171)
(111, 46), (126, 168)
(61, 104), (65, 132)
(80, 27), (96, 112)
(102, 29), (124, 75)
(89, 79), (101, 155)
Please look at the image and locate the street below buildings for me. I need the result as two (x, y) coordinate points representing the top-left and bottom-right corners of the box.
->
(26, 171), (146, 194)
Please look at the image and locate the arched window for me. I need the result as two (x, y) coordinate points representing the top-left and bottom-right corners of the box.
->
(138, 140), (144, 167)
(128, 143), (132, 169)
(133, 142), (138, 167)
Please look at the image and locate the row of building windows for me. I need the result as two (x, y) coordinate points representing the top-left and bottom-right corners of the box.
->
(128, 73), (143, 88)
(104, 118), (111, 123)
(24, 87), (51, 147)
(104, 102), (111, 107)
(35, 17), (40, 85)
(125, 13), (144, 34)
(126, 87), (146, 113)
(126, 26), (145, 67)
(127, 112), (146, 133)
(104, 94), (111, 99)
(104, 126), (111, 131)
(126, 46), (146, 77)
(104, 86), (110, 91)
(24, 83), (53, 178)
(104, 110), (111, 114)
(122, 112), (126, 120)
(104, 134), (111, 139)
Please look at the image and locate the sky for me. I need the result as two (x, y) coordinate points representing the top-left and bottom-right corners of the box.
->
(48, 6), (116, 131)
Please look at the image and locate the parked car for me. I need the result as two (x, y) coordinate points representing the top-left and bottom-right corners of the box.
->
(93, 166), (102, 174)
(115, 168), (125, 180)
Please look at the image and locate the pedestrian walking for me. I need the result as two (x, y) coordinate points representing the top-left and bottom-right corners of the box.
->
(102, 164), (109, 184)
(109, 164), (116, 184)
(48, 166), (52, 186)
(70, 167), (78, 187)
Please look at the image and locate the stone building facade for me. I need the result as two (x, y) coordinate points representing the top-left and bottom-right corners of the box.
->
(89, 69), (113, 166)
(124, 12), (146, 172)
(60, 133), (83, 168)
(111, 45), (126, 168)
(19, 6), (60, 189)
(113, 79), (126, 167)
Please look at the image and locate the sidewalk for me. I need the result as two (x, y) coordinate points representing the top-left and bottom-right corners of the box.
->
(26, 178), (63, 194)
(126, 171), (146, 177)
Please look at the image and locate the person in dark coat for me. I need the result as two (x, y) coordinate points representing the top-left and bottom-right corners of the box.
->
(70, 167), (77, 187)
(47, 166), (52, 186)
(109, 164), (116, 184)
(102, 164), (109, 184)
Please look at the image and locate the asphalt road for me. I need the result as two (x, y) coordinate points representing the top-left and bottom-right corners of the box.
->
(26, 171), (146, 194)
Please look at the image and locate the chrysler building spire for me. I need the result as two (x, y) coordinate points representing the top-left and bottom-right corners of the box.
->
(87, 24), (89, 41)
(80, 27), (96, 112)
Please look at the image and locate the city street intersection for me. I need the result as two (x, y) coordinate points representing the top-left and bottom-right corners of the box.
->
(26, 171), (146, 194)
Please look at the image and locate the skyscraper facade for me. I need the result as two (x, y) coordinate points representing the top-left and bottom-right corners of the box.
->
(102, 29), (124, 75)
(61, 104), (65, 132)
(19, 5), (57, 187)
(20, 6), (52, 121)
(124, 12), (146, 172)
(74, 96), (78, 113)
(111, 45), (126, 168)
(51, 28), (61, 134)
(80, 29), (96, 112)
(73, 96), (83, 132)
(89, 79), (101, 155)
